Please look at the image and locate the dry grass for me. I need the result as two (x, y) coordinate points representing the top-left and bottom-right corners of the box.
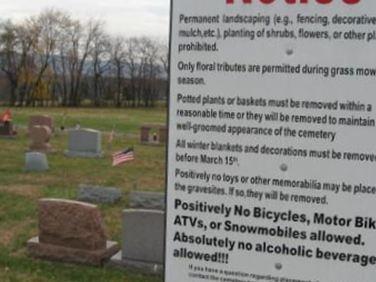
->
(0, 185), (42, 199)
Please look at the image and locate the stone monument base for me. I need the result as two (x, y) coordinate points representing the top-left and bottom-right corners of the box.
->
(110, 251), (163, 275)
(28, 144), (53, 154)
(27, 148), (56, 154)
(27, 237), (119, 266)
(64, 150), (103, 158)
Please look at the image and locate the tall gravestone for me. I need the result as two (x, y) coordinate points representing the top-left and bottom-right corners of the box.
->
(140, 124), (167, 145)
(140, 125), (151, 143)
(27, 199), (119, 266)
(158, 126), (167, 144)
(65, 129), (103, 158)
(28, 115), (54, 133)
(29, 125), (52, 153)
(110, 209), (164, 274)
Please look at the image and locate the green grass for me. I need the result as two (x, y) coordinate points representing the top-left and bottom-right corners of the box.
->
(0, 107), (166, 282)
(11, 107), (166, 134)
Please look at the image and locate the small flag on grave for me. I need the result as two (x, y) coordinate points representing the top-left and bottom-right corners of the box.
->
(108, 128), (115, 146)
(112, 148), (134, 166)
(107, 127), (116, 151)
(108, 128), (115, 144)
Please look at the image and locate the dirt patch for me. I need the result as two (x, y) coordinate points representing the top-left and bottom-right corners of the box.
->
(18, 174), (57, 185)
(0, 219), (34, 247)
(137, 178), (165, 191)
(0, 185), (42, 199)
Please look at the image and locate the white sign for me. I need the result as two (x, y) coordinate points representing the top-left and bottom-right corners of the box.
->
(166, 0), (376, 281)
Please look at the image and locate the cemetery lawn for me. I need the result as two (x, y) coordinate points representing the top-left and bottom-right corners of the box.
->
(0, 107), (166, 282)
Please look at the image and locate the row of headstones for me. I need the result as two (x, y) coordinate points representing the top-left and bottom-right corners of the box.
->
(27, 190), (165, 274)
(24, 116), (168, 171)
(26, 115), (104, 172)
(20, 115), (167, 152)
(0, 115), (54, 138)
(26, 115), (103, 157)
(25, 127), (103, 172)
(1, 114), (168, 145)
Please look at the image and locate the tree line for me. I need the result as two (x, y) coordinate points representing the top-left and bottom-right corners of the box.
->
(0, 9), (169, 107)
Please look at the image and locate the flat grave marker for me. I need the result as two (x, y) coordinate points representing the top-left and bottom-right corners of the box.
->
(77, 184), (122, 205)
(129, 191), (165, 210)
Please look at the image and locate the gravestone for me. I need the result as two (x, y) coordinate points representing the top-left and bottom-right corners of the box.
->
(28, 115), (54, 133)
(0, 121), (16, 137)
(65, 129), (103, 158)
(25, 152), (49, 172)
(158, 126), (167, 144)
(29, 125), (52, 153)
(140, 124), (167, 145)
(140, 125), (151, 143)
(110, 209), (164, 274)
(129, 191), (165, 210)
(27, 199), (119, 266)
(77, 184), (122, 205)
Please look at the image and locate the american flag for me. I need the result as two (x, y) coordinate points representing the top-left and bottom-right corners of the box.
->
(112, 148), (135, 166)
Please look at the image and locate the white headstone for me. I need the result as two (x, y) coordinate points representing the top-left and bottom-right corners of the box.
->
(65, 129), (103, 158)
(110, 209), (164, 274)
(25, 152), (49, 172)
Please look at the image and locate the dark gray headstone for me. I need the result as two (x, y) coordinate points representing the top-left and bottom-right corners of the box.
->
(77, 185), (122, 204)
(25, 152), (49, 172)
(129, 191), (165, 210)
(0, 121), (16, 137)
(110, 209), (164, 274)
(65, 129), (103, 158)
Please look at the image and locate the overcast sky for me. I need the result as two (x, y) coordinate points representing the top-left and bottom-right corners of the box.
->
(0, 0), (170, 39)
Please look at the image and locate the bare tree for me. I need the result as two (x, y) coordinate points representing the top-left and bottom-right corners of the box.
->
(159, 39), (169, 102)
(65, 19), (100, 106)
(138, 36), (160, 107)
(26, 9), (69, 106)
(159, 40), (169, 77)
(110, 36), (127, 107)
(0, 20), (20, 106)
(0, 20), (36, 106)
(50, 12), (76, 106)
(124, 37), (140, 107)
(0, 11), (169, 108)
(90, 22), (110, 106)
